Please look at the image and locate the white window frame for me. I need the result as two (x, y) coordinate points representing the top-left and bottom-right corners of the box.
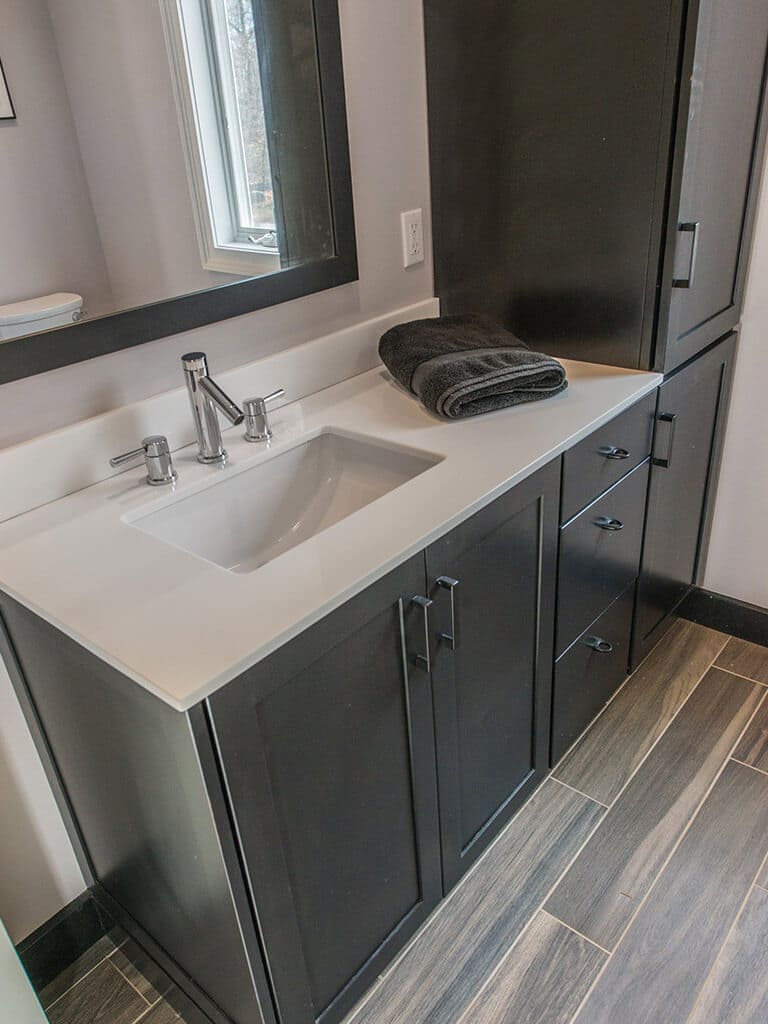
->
(159, 0), (281, 277)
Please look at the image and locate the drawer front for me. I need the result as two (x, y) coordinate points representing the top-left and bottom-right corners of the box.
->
(557, 459), (649, 655)
(561, 391), (656, 523)
(551, 584), (635, 764)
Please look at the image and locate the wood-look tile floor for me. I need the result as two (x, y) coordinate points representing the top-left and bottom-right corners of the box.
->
(36, 619), (768, 1024)
(36, 932), (191, 1024)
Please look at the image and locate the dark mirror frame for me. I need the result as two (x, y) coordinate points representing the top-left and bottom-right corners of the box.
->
(0, 0), (357, 387)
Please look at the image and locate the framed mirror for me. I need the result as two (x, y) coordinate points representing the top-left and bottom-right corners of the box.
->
(0, 0), (357, 385)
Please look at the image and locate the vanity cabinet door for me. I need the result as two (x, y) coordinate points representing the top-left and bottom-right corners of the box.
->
(632, 332), (736, 665)
(207, 554), (442, 1024)
(425, 460), (560, 891)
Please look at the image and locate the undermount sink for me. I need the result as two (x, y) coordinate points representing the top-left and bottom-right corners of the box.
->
(130, 430), (442, 573)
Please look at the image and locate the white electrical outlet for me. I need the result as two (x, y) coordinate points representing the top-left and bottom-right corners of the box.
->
(401, 209), (425, 268)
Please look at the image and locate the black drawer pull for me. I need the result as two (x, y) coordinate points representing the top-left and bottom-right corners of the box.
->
(583, 636), (614, 654)
(599, 445), (631, 461)
(653, 412), (678, 469)
(594, 516), (625, 532)
(672, 221), (701, 289)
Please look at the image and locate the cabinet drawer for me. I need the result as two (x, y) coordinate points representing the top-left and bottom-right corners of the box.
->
(551, 584), (635, 764)
(561, 391), (656, 523)
(557, 459), (649, 655)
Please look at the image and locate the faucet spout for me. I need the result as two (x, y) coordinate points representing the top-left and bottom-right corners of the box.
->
(182, 352), (243, 465)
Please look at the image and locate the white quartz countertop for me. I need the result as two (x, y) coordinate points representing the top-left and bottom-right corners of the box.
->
(0, 360), (661, 711)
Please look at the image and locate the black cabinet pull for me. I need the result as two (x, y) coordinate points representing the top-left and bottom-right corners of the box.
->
(436, 576), (460, 651)
(405, 595), (434, 672)
(599, 445), (631, 460)
(653, 412), (678, 469)
(672, 221), (701, 289)
(582, 636), (614, 654)
(594, 515), (625, 532)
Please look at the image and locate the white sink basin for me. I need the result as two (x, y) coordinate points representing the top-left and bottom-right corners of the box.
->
(130, 430), (442, 573)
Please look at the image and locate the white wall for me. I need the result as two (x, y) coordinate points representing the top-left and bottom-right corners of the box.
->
(0, 0), (434, 939)
(0, 659), (84, 941)
(704, 148), (768, 608)
(0, 0), (114, 315)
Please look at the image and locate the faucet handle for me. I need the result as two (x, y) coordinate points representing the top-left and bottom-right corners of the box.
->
(110, 435), (177, 486)
(243, 389), (285, 442)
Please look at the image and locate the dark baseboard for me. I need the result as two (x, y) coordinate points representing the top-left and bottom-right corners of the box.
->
(16, 891), (113, 994)
(680, 588), (768, 648)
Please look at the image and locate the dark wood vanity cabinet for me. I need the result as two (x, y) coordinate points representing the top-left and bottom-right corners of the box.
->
(208, 554), (444, 1024)
(424, 0), (768, 374)
(425, 460), (560, 891)
(632, 333), (737, 666)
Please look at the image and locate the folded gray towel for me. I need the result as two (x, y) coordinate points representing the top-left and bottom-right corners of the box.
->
(379, 314), (568, 419)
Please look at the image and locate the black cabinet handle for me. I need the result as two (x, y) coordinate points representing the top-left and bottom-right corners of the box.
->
(653, 412), (678, 469)
(582, 636), (614, 654)
(672, 221), (701, 289)
(407, 595), (434, 672)
(599, 445), (631, 461)
(436, 576), (460, 651)
(594, 516), (625, 532)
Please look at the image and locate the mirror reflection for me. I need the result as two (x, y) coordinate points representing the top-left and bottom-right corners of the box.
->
(2, 0), (336, 341)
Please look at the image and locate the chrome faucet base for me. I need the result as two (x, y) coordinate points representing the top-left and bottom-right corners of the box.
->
(147, 469), (178, 486)
(197, 450), (228, 466)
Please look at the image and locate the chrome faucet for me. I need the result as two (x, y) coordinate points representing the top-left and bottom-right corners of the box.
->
(182, 352), (244, 464)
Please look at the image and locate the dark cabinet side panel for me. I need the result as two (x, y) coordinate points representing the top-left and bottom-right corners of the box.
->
(424, 0), (684, 368)
(426, 460), (560, 890)
(0, 594), (268, 1024)
(209, 554), (442, 1024)
(633, 333), (737, 665)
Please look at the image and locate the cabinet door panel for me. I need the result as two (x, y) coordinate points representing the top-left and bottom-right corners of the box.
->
(662, 0), (768, 370)
(426, 461), (560, 890)
(209, 555), (441, 1024)
(633, 334), (736, 664)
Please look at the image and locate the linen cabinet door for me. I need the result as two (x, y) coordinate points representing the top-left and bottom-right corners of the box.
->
(426, 460), (560, 891)
(633, 333), (736, 666)
(207, 554), (442, 1024)
(661, 0), (768, 370)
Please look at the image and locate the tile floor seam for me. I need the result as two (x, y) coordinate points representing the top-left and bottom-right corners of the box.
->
(554, 632), (730, 809)
(730, 757), (768, 778)
(538, 911), (611, 954)
(601, 633), (731, 811)
(108, 956), (153, 1008)
(552, 777), (610, 808)
(716, 665), (768, 688)
(448, 799), (610, 1024)
(682, 847), (768, 1024)
(42, 947), (117, 1013)
(344, 773), (609, 1024)
(564, 683), (768, 1024)
(754, 881), (768, 894)
(347, 789), (608, 1024)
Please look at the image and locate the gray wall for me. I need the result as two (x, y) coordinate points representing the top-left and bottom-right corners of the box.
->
(0, 0), (114, 316)
(0, 0), (435, 940)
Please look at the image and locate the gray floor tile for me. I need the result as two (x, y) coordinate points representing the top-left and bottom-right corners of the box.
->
(574, 761), (768, 1023)
(349, 779), (604, 1024)
(46, 960), (148, 1024)
(554, 619), (727, 805)
(688, 885), (768, 1023)
(40, 934), (117, 1009)
(460, 911), (606, 1024)
(733, 697), (768, 773)
(110, 940), (169, 1004)
(716, 637), (768, 685)
(546, 669), (762, 949)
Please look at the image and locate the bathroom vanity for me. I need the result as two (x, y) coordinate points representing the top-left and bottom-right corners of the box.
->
(4, 350), (739, 1024)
